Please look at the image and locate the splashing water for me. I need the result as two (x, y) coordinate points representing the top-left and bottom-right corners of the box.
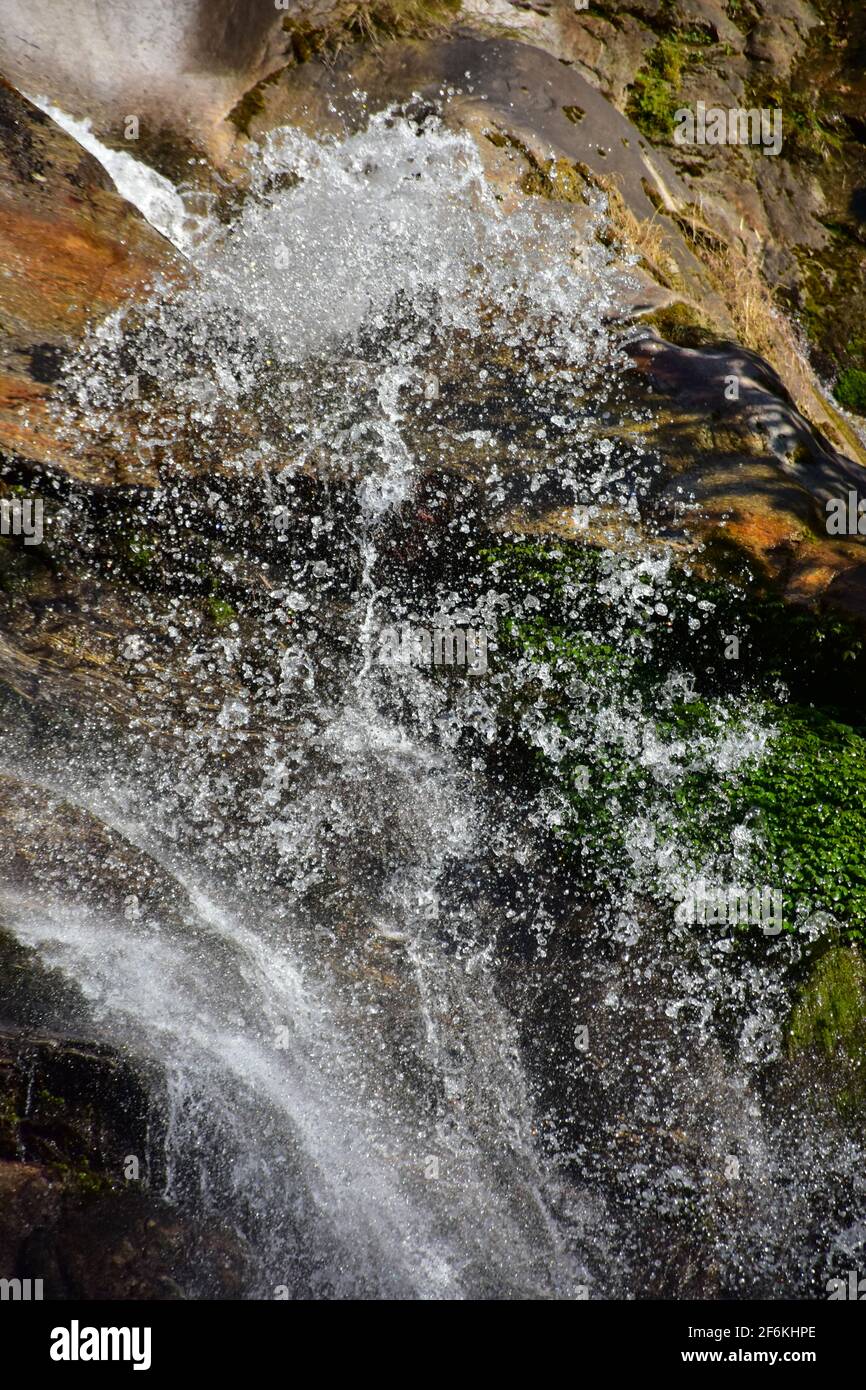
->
(4, 105), (864, 1299)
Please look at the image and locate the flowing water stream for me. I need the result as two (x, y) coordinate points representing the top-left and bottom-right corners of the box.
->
(2, 105), (864, 1299)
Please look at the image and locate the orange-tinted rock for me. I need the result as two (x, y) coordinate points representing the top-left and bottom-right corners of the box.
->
(0, 80), (183, 480)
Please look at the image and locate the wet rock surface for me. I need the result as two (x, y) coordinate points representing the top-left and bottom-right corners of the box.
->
(0, 752), (250, 1298)
(623, 331), (866, 608)
(0, 937), (249, 1298)
(0, 1), (864, 1302)
(0, 81), (181, 483)
(1, 19), (863, 619)
(179, 28), (866, 619)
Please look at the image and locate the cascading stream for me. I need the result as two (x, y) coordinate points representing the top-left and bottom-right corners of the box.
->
(2, 102), (863, 1299)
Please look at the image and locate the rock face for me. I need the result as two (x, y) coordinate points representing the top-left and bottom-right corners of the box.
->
(0, 952), (248, 1299)
(0, 82), (212, 1296)
(0, 1163), (234, 1301)
(0, 0), (865, 1300)
(0, 80), (181, 482)
(624, 331), (866, 609)
(225, 25), (866, 621)
(0, 9), (863, 621)
(0, 774), (199, 930)
(0, 795), (249, 1299)
(456, 0), (866, 425)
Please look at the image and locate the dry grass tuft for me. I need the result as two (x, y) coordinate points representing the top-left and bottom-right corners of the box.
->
(303, 0), (459, 53)
(600, 182), (680, 289)
(602, 187), (825, 417)
(597, 185), (866, 450)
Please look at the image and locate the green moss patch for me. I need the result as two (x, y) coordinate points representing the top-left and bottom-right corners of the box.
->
(206, 596), (236, 627)
(481, 538), (866, 935)
(834, 365), (866, 414)
(641, 300), (717, 347)
(626, 39), (685, 143)
(788, 944), (866, 1059)
(707, 708), (866, 937)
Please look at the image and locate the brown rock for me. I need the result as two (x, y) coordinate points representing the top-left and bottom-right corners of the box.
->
(0, 81), (182, 481)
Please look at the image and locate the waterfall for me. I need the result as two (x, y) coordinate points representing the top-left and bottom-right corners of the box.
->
(3, 103), (863, 1300)
(28, 97), (205, 254)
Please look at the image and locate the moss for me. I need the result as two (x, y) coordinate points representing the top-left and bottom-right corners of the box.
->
(677, 25), (713, 46)
(786, 944), (866, 1121)
(35, 1089), (66, 1120)
(484, 536), (866, 711)
(52, 1158), (117, 1199)
(787, 945), (866, 1059)
(0, 1090), (20, 1155)
(625, 22), (737, 144)
(481, 538), (866, 935)
(627, 71), (680, 144)
(485, 130), (591, 204)
(228, 64), (294, 138)
(751, 84), (843, 164)
(791, 231), (866, 388)
(834, 366), (866, 414)
(626, 37), (686, 143)
(742, 5), (866, 385)
(641, 299), (717, 347)
(703, 708), (866, 937)
(206, 596), (236, 627)
(125, 531), (158, 572)
(520, 156), (589, 205)
(227, 86), (271, 139)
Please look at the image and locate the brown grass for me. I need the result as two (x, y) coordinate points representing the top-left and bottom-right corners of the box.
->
(229, 0), (460, 135)
(343, 0), (459, 42)
(676, 203), (802, 375)
(601, 182), (680, 290)
(603, 186), (828, 419)
(597, 184), (866, 454)
(294, 0), (459, 56)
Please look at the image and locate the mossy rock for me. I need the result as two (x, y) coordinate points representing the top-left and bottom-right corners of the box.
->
(834, 366), (866, 416)
(625, 33), (706, 144)
(627, 59), (680, 143)
(206, 596), (237, 627)
(785, 943), (866, 1119)
(722, 709), (866, 937)
(481, 538), (866, 936)
(0, 1090), (20, 1156)
(520, 156), (590, 205)
(788, 945), (866, 1060)
(641, 300), (717, 348)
